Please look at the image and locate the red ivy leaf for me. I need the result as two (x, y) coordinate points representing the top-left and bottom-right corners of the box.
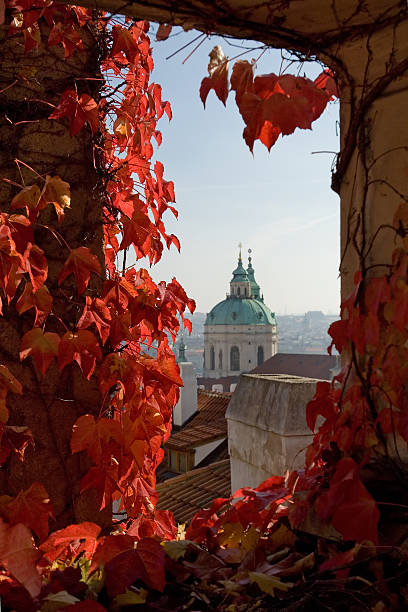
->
(77, 296), (111, 344)
(316, 458), (379, 544)
(4, 483), (54, 542)
(24, 243), (48, 291)
(49, 89), (99, 136)
(58, 330), (102, 379)
(104, 537), (165, 596)
(0, 519), (41, 597)
(237, 73), (330, 152)
(16, 282), (52, 325)
(20, 328), (60, 374)
(314, 69), (339, 99)
(230, 59), (254, 105)
(0, 364), (22, 424)
(40, 521), (101, 563)
(58, 246), (101, 295)
(306, 381), (337, 431)
(110, 24), (140, 64)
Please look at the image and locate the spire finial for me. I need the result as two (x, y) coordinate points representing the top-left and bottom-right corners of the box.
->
(248, 247), (252, 265)
(238, 242), (242, 262)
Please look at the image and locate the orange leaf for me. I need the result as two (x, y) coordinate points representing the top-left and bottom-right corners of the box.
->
(110, 24), (140, 64)
(316, 458), (379, 543)
(200, 45), (229, 107)
(0, 519), (41, 597)
(10, 184), (42, 214)
(58, 330), (102, 379)
(0, 224), (24, 288)
(71, 414), (122, 464)
(230, 59), (254, 105)
(39, 521), (101, 562)
(0, 364), (22, 424)
(49, 89), (99, 136)
(20, 328), (60, 374)
(314, 69), (339, 99)
(4, 483), (54, 542)
(58, 246), (101, 295)
(16, 281), (52, 325)
(40, 175), (71, 222)
(236, 73), (330, 152)
(77, 296), (111, 344)
(25, 243), (48, 291)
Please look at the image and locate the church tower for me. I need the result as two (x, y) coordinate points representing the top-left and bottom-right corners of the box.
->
(203, 248), (278, 378)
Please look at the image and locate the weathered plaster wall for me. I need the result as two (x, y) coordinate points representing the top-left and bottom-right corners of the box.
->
(194, 438), (226, 465)
(226, 374), (318, 491)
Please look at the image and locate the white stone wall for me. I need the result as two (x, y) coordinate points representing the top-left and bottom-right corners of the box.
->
(203, 323), (277, 378)
(226, 374), (318, 492)
(193, 438), (226, 465)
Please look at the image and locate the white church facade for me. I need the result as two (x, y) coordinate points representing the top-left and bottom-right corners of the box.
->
(203, 249), (278, 378)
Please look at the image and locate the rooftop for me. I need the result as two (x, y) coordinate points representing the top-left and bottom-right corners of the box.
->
(156, 459), (231, 524)
(166, 390), (230, 451)
(250, 352), (338, 380)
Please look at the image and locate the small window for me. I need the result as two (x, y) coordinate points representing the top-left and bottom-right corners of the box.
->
(237, 287), (241, 296)
(257, 346), (264, 366)
(231, 346), (240, 371)
(244, 287), (247, 296)
(210, 346), (215, 370)
(219, 349), (223, 369)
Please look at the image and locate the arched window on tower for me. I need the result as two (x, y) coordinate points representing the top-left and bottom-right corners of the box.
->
(257, 345), (264, 366)
(210, 346), (215, 370)
(230, 346), (240, 371)
(219, 349), (223, 369)
(237, 287), (241, 296)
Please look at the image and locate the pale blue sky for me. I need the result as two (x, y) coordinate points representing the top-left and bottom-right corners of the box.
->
(138, 28), (340, 315)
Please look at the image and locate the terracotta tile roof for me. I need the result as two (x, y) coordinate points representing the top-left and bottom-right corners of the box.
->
(156, 458), (231, 524)
(250, 353), (338, 380)
(166, 390), (230, 451)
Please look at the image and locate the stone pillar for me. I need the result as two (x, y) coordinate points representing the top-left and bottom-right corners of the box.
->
(226, 374), (318, 491)
(334, 20), (408, 300)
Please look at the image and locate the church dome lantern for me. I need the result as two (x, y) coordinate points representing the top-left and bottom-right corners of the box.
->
(229, 244), (251, 298)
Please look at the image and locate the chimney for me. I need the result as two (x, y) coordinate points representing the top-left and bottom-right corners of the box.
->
(173, 340), (197, 427)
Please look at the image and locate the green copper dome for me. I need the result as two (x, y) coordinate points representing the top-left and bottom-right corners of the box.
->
(205, 297), (276, 326)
